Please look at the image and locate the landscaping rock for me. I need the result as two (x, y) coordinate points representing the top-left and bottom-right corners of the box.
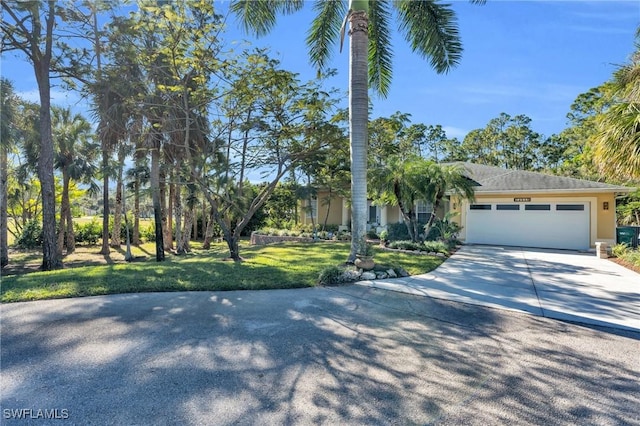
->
(342, 270), (362, 282)
(386, 269), (397, 278)
(397, 268), (410, 278)
(375, 272), (388, 279)
(361, 271), (376, 280)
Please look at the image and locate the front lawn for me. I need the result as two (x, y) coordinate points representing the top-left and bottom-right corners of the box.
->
(0, 242), (444, 303)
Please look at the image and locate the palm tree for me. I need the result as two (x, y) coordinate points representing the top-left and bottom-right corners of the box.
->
(594, 29), (640, 181)
(370, 156), (474, 242)
(52, 107), (97, 254)
(1, 78), (18, 268)
(231, 0), (483, 261)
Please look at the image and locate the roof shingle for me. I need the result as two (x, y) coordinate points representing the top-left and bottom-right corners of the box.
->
(447, 162), (631, 193)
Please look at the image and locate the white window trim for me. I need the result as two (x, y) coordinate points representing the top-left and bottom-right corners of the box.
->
(416, 200), (433, 222)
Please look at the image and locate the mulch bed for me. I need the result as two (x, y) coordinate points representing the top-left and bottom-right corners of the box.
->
(609, 257), (640, 274)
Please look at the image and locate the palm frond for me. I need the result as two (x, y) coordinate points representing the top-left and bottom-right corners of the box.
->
(306, 0), (346, 74)
(595, 102), (640, 180)
(394, 0), (463, 74)
(368, 0), (394, 97)
(231, 0), (305, 37)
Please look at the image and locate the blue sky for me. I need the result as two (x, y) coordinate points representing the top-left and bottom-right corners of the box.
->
(2, 0), (639, 141)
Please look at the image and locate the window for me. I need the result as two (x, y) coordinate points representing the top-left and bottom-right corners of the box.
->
(305, 199), (318, 219)
(416, 200), (432, 223)
(497, 204), (520, 211)
(470, 204), (492, 210)
(556, 204), (585, 211)
(525, 204), (551, 211)
(369, 205), (378, 224)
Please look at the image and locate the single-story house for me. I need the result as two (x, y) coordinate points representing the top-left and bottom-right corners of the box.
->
(299, 162), (633, 251)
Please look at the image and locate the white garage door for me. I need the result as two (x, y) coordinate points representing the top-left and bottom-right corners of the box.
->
(466, 202), (590, 250)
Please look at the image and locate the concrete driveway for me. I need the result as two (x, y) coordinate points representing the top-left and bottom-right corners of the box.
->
(358, 245), (640, 332)
(2, 287), (639, 425)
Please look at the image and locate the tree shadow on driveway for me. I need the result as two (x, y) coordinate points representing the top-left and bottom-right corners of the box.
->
(1, 286), (639, 425)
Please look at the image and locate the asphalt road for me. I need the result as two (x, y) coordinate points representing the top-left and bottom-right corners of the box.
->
(2, 286), (639, 425)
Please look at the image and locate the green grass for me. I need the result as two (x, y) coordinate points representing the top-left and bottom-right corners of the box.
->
(0, 242), (444, 303)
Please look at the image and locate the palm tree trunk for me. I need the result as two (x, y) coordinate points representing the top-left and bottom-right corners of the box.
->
(348, 8), (369, 262)
(180, 206), (192, 253)
(111, 146), (125, 247)
(1, 145), (9, 268)
(99, 148), (110, 255)
(150, 133), (165, 262)
(57, 169), (70, 254)
(65, 193), (75, 254)
(163, 171), (174, 251)
(133, 174), (140, 245)
(175, 182), (183, 254)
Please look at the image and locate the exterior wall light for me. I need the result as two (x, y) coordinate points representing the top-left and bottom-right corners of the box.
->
(603, 201), (609, 210)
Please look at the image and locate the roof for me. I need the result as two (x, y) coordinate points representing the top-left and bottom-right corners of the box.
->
(446, 162), (632, 194)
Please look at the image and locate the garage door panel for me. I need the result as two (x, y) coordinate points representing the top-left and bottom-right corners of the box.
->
(466, 203), (589, 250)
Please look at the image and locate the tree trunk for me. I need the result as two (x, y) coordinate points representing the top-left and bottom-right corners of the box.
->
(57, 169), (70, 254)
(202, 207), (214, 249)
(180, 206), (193, 254)
(174, 181), (183, 254)
(65, 189), (75, 254)
(133, 174), (140, 245)
(348, 9), (369, 262)
(201, 199), (206, 241)
(159, 168), (169, 250)
(225, 232), (241, 262)
(111, 146), (125, 247)
(163, 171), (174, 251)
(1, 144), (9, 268)
(150, 136), (165, 262)
(99, 148), (110, 255)
(35, 29), (61, 270)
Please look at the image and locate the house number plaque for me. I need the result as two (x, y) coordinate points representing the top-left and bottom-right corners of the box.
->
(513, 197), (531, 202)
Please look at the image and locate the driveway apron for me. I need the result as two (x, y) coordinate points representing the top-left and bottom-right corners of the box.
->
(357, 245), (640, 331)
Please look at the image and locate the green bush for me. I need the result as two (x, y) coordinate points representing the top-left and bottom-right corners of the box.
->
(388, 240), (421, 251)
(366, 229), (379, 239)
(386, 223), (411, 241)
(620, 249), (640, 268)
(16, 220), (43, 249)
(379, 230), (389, 242)
(318, 265), (344, 285)
(140, 223), (156, 242)
(16, 220), (42, 249)
(75, 219), (102, 245)
(612, 243), (629, 258)
(423, 240), (450, 255)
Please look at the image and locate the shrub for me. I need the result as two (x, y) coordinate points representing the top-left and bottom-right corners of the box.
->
(140, 223), (156, 242)
(386, 223), (411, 242)
(334, 231), (351, 241)
(16, 220), (43, 249)
(318, 265), (345, 285)
(425, 216), (462, 242)
(75, 219), (102, 245)
(366, 229), (379, 239)
(423, 240), (450, 255)
(379, 230), (389, 243)
(388, 240), (421, 251)
(612, 243), (629, 258)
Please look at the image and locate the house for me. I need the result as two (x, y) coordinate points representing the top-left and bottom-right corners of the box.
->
(299, 163), (632, 250)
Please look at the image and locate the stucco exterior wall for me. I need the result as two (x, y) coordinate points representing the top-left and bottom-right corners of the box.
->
(299, 192), (345, 227)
